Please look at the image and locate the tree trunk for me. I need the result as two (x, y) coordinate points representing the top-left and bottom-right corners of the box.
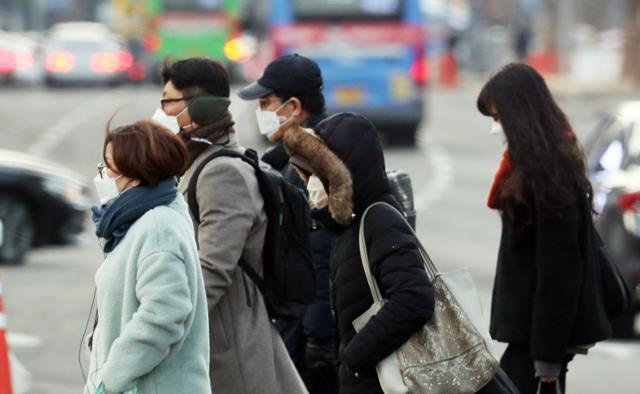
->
(623, 0), (640, 83)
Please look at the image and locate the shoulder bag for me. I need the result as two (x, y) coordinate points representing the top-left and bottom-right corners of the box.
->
(353, 202), (499, 394)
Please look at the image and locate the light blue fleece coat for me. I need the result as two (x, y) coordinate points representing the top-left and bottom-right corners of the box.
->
(85, 195), (211, 394)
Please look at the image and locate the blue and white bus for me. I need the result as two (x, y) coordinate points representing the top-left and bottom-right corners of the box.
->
(246, 0), (428, 145)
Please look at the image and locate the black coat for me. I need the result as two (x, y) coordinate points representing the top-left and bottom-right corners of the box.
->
(314, 113), (435, 394)
(490, 200), (612, 363)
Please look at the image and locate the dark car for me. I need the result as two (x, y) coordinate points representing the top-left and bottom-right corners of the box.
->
(586, 101), (640, 338)
(0, 149), (91, 263)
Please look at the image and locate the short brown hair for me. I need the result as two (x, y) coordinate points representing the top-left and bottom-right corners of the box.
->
(104, 120), (189, 186)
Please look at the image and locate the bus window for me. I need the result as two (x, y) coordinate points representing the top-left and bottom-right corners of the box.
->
(164, 0), (223, 11)
(292, 0), (404, 21)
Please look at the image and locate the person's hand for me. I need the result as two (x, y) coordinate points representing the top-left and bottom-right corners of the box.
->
(539, 375), (559, 383)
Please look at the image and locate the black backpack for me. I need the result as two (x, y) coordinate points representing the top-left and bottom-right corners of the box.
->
(386, 169), (417, 229)
(187, 148), (315, 321)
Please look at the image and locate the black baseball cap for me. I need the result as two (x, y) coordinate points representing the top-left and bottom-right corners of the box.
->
(238, 54), (323, 100)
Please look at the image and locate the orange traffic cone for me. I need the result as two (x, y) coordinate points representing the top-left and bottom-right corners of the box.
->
(527, 49), (559, 75)
(439, 50), (459, 89)
(0, 279), (12, 394)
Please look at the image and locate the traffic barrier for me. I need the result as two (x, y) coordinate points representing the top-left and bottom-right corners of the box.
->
(0, 280), (12, 394)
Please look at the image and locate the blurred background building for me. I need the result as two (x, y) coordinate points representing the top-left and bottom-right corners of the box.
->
(0, 0), (638, 83)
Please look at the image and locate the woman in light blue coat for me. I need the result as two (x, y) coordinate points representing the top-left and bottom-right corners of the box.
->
(85, 120), (211, 394)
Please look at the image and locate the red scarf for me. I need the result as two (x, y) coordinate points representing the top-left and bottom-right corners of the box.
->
(487, 151), (512, 210)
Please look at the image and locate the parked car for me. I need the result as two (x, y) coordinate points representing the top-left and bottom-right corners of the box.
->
(586, 101), (640, 338)
(42, 23), (133, 86)
(0, 149), (91, 263)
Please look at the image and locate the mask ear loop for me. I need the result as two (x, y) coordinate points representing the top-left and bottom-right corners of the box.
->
(275, 98), (302, 126)
(175, 106), (198, 133)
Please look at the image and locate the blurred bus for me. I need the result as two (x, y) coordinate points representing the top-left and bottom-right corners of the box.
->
(245, 0), (427, 145)
(140, 0), (250, 80)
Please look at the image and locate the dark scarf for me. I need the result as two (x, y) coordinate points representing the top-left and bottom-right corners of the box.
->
(487, 150), (512, 210)
(91, 178), (178, 253)
(182, 111), (236, 166)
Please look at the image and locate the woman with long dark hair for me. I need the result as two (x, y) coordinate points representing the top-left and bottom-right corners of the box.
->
(477, 63), (611, 394)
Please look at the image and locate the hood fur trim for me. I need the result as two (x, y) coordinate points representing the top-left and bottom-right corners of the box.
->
(283, 125), (354, 225)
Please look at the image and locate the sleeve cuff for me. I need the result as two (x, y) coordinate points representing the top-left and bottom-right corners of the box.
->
(534, 360), (562, 377)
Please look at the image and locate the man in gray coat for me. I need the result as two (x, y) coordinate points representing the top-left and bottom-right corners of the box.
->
(159, 58), (307, 394)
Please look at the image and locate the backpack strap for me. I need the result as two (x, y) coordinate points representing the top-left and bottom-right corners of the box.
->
(239, 259), (264, 291)
(187, 148), (259, 224)
(186, 147), (266, 291)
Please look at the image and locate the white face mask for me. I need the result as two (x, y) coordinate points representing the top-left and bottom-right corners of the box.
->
(255, 100), (294, 141)
(151, 107), (188, 134)
(307, 175), (328, 209)
(93, 171), (122, 206)
(490, 121), (504, 136)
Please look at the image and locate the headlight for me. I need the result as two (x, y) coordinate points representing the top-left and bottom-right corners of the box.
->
(43, 178), (90, 209)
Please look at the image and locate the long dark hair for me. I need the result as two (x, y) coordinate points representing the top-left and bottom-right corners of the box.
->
(477, 63), (592, 226)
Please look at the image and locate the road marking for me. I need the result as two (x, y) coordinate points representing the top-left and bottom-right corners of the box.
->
(10, 352), (32, 394)
(413, 136), (455, 211)
(27, 88), (121, 157)
(590, 341), (640, 360)
(7, 332), (42, 349)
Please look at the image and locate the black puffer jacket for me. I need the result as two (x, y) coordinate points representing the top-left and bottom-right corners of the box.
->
(313, 113), (435, 394)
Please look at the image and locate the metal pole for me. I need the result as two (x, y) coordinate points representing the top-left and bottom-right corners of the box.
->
(556, 0), (574, 73)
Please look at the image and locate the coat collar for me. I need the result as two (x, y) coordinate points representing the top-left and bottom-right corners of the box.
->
(178, 132), (242, 195)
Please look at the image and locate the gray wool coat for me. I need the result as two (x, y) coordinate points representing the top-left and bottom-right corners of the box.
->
(179, 133), (307, 394)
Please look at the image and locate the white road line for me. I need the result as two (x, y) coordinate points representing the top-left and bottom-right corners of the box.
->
(590, 341), (640, 360)
(7, 332), (42, 349)
(413, 136), (455, 211)
(27, 88), (121, 157)
(10, 352), (32, 394)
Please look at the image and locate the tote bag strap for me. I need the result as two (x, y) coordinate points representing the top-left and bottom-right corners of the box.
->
(359, 202), (440, 302)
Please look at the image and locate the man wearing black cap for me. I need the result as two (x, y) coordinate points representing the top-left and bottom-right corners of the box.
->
(239, 54), (338, 394)
(239, 53), (327, 168)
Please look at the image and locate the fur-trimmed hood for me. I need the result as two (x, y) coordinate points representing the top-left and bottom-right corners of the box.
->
(283, 112), (389, 227)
